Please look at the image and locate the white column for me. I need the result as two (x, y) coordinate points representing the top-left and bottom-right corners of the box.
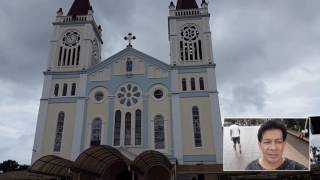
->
(171, 69), (183, 163)
(31, 75), (52, 163)
(207, 68), (223, 164)
(71, 74), (87, 160)
(31, 100), (49, 163)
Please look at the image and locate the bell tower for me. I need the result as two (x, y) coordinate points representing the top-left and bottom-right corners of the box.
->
(168, 0), (223, 164)
(168, 0), (213, 66)
(32, 0), (103, 163)
(47, 0), (103, 72)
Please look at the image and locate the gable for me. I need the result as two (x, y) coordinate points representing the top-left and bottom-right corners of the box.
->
(88, 47), (171, 81)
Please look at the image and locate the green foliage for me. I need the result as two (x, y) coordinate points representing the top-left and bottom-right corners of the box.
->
(0, 160), (29, 174)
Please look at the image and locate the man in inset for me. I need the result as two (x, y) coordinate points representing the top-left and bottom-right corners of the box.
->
(246, 120), (307, 170)
(230, 120), (242, 154)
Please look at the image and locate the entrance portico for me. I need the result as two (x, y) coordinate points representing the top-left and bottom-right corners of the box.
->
(30, 145), (174, 180)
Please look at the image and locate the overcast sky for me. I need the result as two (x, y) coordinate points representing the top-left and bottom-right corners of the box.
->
(0, 0), (319, 165)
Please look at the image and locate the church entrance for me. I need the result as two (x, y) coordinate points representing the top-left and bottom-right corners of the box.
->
(145, 165), (171, 180)
(102, 161), (132, 180)
(115, 170), (131, 180)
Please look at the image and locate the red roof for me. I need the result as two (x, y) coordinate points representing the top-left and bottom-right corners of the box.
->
(176, 0), (199, 10)
(67, 0), (91, 16)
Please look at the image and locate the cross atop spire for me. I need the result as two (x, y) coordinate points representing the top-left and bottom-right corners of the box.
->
(124, 33), (136, 48)
(67, 0), (92, 16)
(176, 0), (199, 10)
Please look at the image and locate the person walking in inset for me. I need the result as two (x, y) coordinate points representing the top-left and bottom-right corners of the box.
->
(230, 120), (242, 154)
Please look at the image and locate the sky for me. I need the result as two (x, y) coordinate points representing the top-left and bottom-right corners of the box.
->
(0, 0), (319, 165)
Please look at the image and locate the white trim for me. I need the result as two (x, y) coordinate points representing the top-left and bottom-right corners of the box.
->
(209, 93), (223, 163)
(206, 68), (222, 163)
(31, 100), (49, 163)
(171, 70), (183, 163)
(71, 74), (87, 160)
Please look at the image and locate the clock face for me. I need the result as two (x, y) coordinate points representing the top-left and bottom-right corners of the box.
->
(62, 31), (80, 47)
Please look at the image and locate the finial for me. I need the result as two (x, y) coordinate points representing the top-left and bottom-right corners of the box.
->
(201, 0), (208, 8)
(169, 1), (175, 10)
(57, 8), (63, 16)
(88, 6), (94, 15)
(124, 33), (136, 48)
(98, 25), (103, 34)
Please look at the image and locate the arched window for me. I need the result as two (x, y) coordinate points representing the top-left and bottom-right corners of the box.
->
(154, 115), (165, 149)
(114, 110), (121, 146)
(124, 112), (131, 145)
(182, 78), (187, 91)
(191, 78), (196, 91)
(135, 109), (142, 145)
(90, 118), (102, 146)
(192, 106), (202, 147)
(126, 58), (133, 72)
(54, 84), (59, 96)
(71, 83), (76, 96)
(199, 77), (204, 90)
(54, 112), (65, 152)
(62, 83), (68, 96)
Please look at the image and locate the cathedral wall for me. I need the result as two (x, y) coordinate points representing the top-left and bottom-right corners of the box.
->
(84, 86), (110, 149)
(148, 84), (171, 154)
(180, 97), (215, 155)
(42, 103), (76, 160)
(148, 65), (169, 78)
(89, 68), (111, 81)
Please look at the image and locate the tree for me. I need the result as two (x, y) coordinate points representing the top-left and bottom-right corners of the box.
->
(0, 160), (19, 174)
(0, 160), (29, 174)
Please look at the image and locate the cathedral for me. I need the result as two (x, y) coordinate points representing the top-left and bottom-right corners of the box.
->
(30, 0), (223, 179)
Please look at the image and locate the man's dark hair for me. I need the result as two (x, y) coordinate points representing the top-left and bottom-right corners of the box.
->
(257, 120), (287, 142)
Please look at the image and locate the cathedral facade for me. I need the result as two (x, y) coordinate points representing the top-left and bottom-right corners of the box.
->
(31, 0), (222, 179)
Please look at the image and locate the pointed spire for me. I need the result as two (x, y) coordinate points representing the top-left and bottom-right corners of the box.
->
(67, 0), (91, 16)
(176, 0), (198, 10)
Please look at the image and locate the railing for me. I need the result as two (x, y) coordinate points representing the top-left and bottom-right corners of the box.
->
(175, 9), (201, 16)
(62, 15), (88, 23)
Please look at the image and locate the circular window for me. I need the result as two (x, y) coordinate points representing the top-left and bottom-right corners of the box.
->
(117, 83), (142, 107)
(154, 89), (164, 99)
(62, 31), (81, 47)
(94, 92), (104, 102)
(181, 24), (199, 42)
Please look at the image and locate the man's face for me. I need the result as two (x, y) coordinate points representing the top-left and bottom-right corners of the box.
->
(259, 129), (286, 164)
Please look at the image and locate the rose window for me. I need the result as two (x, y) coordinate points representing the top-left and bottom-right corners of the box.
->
(117, 84), (141, 107)
(181, 25), (199, 42)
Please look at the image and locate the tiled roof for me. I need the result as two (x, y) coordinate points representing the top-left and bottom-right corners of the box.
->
(67, 0), (91, 16)
(176, 0), (198, 10)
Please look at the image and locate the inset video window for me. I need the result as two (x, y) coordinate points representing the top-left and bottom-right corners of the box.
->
(223, 118), (310, 171)
(310, 117), (320, 166)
